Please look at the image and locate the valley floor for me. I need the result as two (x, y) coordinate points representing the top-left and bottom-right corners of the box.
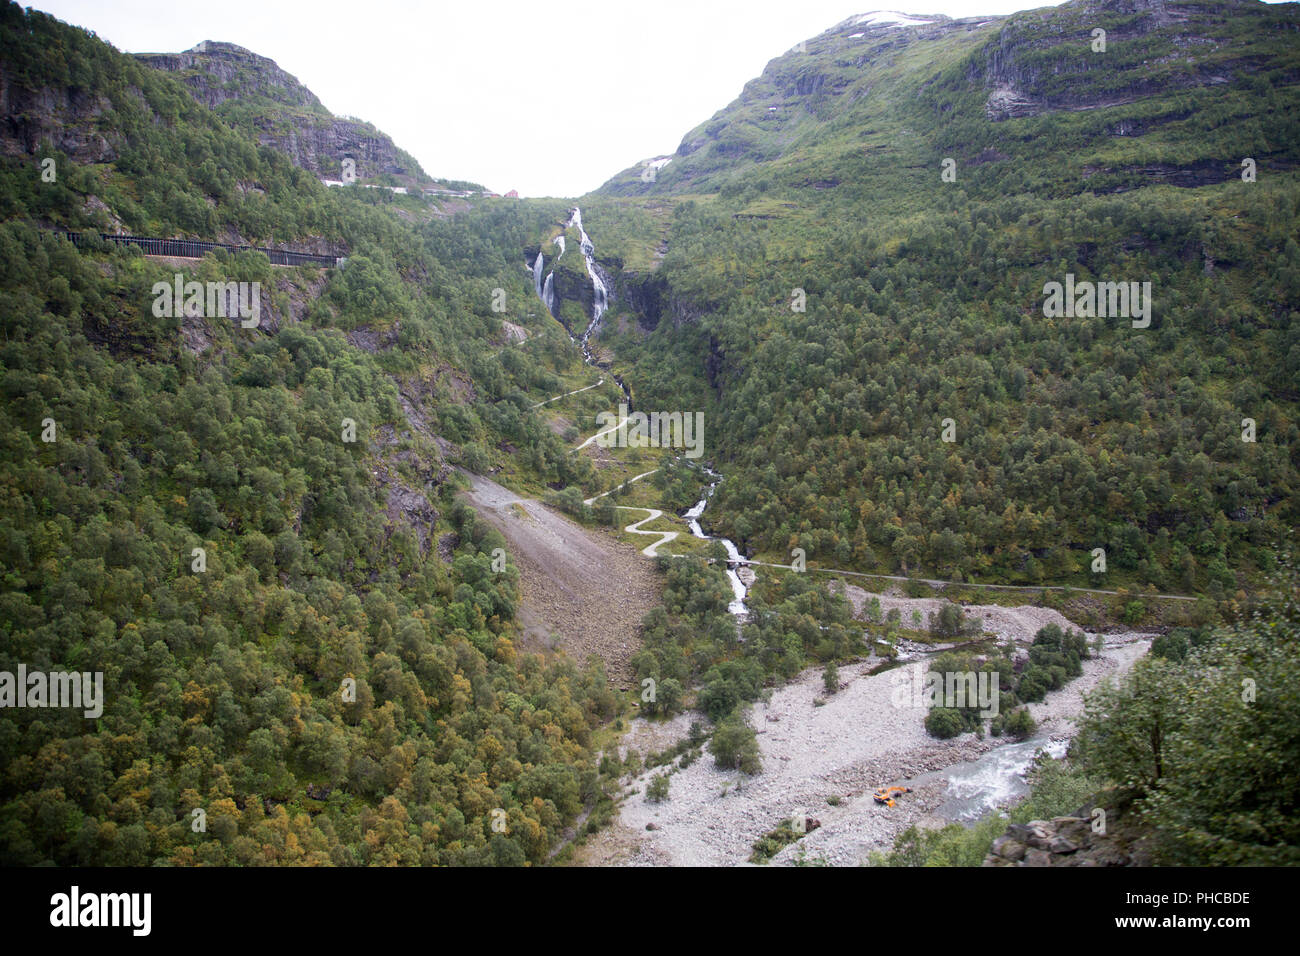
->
(575, 594), (1152, 867)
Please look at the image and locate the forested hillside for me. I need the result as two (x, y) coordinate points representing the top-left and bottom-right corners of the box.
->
(0, 2), (614, 865)
(1, 0), (1297, 870)
(593, 0), (1300, 597)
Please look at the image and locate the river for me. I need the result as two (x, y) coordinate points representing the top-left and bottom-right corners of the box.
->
(683, 468), (750, 618)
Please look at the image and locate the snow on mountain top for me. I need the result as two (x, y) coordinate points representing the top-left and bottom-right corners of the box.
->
(853, 11), (934, 28)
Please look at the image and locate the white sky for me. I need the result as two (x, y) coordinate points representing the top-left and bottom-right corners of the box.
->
(29, 1), (1118, 196)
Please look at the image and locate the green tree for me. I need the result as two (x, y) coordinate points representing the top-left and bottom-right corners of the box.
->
(710, 715), (761, 774)
(646, 774), (670, 803)
(925, 707), (965, 739)
(822, 661), (840, 695)
(1078, 656), (1187, 793)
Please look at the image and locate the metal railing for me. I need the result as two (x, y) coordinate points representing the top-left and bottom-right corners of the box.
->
(53, 232), (342, 267)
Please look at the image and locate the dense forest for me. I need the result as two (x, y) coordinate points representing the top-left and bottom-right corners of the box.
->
(1, 0), (1298, 869)
(601, 185), (1298, 595)
(0, 3), (616, 865)
(593, 0), (1300, 597)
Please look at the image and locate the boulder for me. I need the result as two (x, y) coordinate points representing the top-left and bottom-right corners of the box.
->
(990, 836), (1027, 861)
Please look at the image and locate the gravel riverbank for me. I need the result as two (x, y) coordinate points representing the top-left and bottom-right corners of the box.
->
(579, 592), (1153, 867)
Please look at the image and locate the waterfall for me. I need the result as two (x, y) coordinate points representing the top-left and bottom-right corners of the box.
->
(527, 208), (631, 405)
(684, 468), (749, 620)
(567, 206), (609, 341)
(542, 271), (555, 316)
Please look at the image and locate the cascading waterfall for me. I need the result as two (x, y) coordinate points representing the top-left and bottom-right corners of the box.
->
(567, 206), (609, 345)
(541, 271), (555, 316)
(526, 211), (744, 619)
(532, 252), (545, 299)
(531, 206), (629, 405)
(684, 467), (750, 620)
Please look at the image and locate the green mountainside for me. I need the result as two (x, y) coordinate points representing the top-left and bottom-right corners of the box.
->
(135, 41), (434, 188)
(0, 0), (1296, 868)
(0, 2), (610, 865)
(590, 0), (1299, 596)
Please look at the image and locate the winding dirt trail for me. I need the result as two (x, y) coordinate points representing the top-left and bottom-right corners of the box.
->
(531, 378), (604, 409)
(616, 507), (678, 557)
(575, 412), (631, 451)
(584, 469), (659, 505)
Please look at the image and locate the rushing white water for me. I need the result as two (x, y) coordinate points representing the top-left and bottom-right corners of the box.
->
(541, 271), (555, 316)
(903, 736), (1070, 822)
(567, 206), (609, 340)
(533, 206), (629, 404)
(550, 214), (742, 615)
(684, 468), (749, 619)
(532, 252), (545, 298)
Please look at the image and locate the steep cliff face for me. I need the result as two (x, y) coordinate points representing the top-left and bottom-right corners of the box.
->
(968, 0), (1272, 122)
(135, 41), (320, 110)
(0, 68), (116, 162)
(136, 41), (428, 185)
(613, 272), (668, 331)
(547, 260), (598, 331)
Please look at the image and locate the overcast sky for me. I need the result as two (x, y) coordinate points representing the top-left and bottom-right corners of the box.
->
(33, 1), (1079, 195)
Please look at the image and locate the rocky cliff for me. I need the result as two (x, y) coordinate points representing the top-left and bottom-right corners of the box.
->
(136, 41), (429, 185)
(983, 802), (1156, 866)
(597, 0), (1300, 196)
(0, 67), (116, 163)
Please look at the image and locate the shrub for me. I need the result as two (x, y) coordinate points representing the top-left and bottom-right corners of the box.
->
(930, 601), (966, 639)
(750, 820), (803, 863)
(1017, 668), (1049, 703)
(1121, 599), (1146, 624)
(645, 774), (670, 803)
(822, 661), (840, 695)
(1004, 707), (1037, 740)
(925, 707), (966, 739)
(710, 715), (761, 774)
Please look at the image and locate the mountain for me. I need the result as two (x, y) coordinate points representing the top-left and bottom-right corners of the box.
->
(601, 0), (1300, 197)
(583, 0), (1299, 598)
(0, 0), (610, 866)
(135, 41), (431, 187)
(1, 0), (1297, 870)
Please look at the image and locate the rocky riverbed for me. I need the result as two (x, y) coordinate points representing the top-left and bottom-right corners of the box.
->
(576, 593), (1152, 867)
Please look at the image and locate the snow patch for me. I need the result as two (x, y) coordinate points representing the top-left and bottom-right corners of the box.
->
(854, 11), (933, 28)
